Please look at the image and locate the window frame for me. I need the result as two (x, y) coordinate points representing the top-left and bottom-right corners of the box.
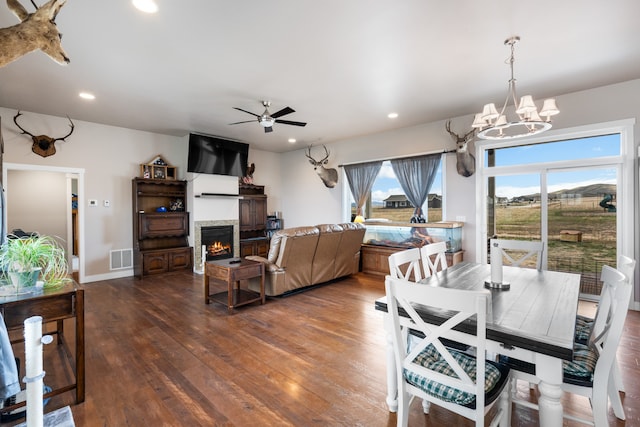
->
(475, 119), (635, 290)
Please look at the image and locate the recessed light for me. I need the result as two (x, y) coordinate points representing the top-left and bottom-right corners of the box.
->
(79, 92), (95, 100)
(388, 112), (398, 119)
(132, 0), (158, 13)
(288, 138), (297, 144)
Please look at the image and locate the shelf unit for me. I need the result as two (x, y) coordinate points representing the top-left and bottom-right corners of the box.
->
(132, 178), (193, 278)
(238, 185), (268, 257)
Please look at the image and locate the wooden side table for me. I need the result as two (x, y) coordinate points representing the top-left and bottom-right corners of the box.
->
(0, 282), (84, 414)
(204, 258), (265, 313)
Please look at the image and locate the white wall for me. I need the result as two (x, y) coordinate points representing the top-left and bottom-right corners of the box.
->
(6, 170), (67, 240)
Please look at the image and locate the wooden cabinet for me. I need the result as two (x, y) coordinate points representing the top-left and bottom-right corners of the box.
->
(238, 185), (268, 257)
(239, 238), (269, 258)
(239, 196), (267, 231)
(360, 244), (463, 276)
(132, 178), (193, 278)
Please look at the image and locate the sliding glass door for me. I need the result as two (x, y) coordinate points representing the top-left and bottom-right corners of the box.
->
(480, 126), (632, 299)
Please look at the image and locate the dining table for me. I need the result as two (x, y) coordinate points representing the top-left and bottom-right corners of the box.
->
(375, 261), (581, 427)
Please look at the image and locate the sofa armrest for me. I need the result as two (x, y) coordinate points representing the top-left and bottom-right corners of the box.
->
(245, 255), (284, 273)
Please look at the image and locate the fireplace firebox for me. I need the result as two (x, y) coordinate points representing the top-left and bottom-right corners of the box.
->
(201, 226), (234, 261)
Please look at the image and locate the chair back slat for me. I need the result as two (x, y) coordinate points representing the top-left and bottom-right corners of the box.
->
(491, 239), (544, 270)
(388, 248), (423, 282)
(589, 256), (636, 346)
(420, 241), (448, 277)
(591, 266), (631, 383)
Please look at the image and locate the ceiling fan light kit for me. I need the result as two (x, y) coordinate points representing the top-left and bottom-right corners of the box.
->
(231, 100), (307, 133)
(472, 36), (559, 140)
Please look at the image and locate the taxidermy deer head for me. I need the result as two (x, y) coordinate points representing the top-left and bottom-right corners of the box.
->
(0, 0), (70, 68)
(13, 110), (74, 157)
(445, 120), (476, 177)
(305, 145), (338, 188)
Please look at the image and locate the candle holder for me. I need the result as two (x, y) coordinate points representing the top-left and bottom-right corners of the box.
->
(485, 240), (510, 290)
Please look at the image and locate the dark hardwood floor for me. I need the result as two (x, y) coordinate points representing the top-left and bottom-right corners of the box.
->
(3, 271), (639, 426)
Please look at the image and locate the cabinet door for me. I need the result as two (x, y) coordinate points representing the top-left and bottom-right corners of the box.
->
(253, 198), (267, 229)
(143, 252), (168, 275)
(169, 248), (192, 270)
(257, 239), (269, 257)
(139, 213), (188, 238)
(239, 199), (253, 231)
(239, 241), (256, 257)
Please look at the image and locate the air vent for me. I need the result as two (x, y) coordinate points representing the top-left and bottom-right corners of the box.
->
(110, 249), (133, 270)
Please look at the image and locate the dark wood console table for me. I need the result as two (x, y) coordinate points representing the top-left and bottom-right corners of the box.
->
(0, 282), (84, 413)
(204, 258), (265, 313)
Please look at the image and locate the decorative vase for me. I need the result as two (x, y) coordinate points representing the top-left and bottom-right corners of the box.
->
(7, 267), (42, 295)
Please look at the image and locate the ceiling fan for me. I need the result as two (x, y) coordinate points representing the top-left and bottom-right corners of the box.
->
(230, 101), (307, 133)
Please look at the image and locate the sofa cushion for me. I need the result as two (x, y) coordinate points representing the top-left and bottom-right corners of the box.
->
(333, 223), (366, 277)
(312, 224), (344, 284)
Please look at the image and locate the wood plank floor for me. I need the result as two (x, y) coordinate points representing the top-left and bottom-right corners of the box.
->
(3, 271), (639, 426)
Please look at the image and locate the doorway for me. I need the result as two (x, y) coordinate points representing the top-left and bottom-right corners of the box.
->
(2, 163), (85, 283)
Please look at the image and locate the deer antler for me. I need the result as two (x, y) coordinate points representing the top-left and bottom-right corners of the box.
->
(13, 111), (35, 138)
(305, 145), (331, 164)
(445, 120), (475, 142)
(13, 111), (74, 157)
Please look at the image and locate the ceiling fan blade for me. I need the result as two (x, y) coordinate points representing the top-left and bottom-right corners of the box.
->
(233, 107), (260, 117)
(270, 106), (295, 118)
(275, 119), (307, 127)
(229, 120), (256, 125)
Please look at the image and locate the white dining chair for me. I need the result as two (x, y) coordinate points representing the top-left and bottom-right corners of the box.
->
(574, 254), (635, 412)
(388, 248), (423, 282)
(385, 275), (511, 427)
(420, 241), (448, 277)
(506, 264), (631, 426)
(491, 239), (544, 270)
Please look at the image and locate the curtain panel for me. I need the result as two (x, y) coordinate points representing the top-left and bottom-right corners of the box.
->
(390, 153), (442, 219)
(344, 161), (383, 217)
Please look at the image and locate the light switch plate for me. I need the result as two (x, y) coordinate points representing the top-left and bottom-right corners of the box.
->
(88, 199), (98, 207)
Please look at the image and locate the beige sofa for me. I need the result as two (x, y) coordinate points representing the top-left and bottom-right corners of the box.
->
(246, 223), (366, 296)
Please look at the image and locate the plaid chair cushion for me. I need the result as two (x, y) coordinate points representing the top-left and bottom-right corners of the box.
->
(562, 343), (598, 386)
(574, 314), (594, 344)
(403, 344), (504, 406)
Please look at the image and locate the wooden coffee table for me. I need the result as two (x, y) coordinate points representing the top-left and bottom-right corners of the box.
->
(204, 258), (265, 313)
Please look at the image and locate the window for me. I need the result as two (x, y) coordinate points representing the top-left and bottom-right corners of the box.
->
(349, 158), (443, 222)
(477, 121), (634, 298)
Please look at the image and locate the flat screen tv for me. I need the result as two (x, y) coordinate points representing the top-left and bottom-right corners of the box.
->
(187, 133), (249, 177)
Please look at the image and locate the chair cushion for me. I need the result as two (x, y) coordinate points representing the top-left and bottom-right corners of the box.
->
(404, 344), (509, 408)
(562, 343), (598, 387)
(499, 342), (598, 388)
(574, 314), (594, 344)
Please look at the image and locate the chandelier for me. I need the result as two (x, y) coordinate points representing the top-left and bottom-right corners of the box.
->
(472, 36), (559, 140)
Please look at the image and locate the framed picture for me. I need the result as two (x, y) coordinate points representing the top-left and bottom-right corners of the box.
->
(153, 166), (166, 180)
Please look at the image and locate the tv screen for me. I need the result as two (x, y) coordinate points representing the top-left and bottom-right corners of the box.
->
(187, 133), (249, 177)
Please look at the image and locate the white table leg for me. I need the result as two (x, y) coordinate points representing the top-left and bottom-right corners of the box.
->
(383, 313), (398, 412)
(535, 354), (564, 427)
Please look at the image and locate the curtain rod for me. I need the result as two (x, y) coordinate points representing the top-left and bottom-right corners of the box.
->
(337, 148), (456, 167)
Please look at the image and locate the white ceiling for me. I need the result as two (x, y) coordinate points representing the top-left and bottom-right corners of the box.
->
(1, 0), (640, 153)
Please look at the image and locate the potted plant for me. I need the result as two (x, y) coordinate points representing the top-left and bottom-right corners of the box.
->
(0, 234), (71, 294)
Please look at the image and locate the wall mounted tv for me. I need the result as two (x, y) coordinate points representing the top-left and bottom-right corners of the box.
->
(187, 133), (249, 177)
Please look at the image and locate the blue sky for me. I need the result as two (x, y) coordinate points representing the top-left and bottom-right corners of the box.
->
(369, 134), (619, 203)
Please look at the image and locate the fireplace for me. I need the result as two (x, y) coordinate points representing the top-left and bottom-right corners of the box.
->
(201, 226), (234, 261)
